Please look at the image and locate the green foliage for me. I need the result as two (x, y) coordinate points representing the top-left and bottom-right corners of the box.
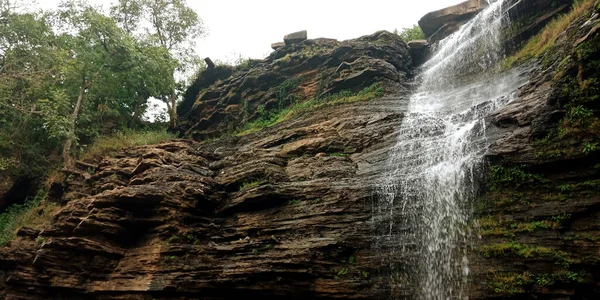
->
(276, 77), (302, 108)
(0, 190), (58, 246)
(0, 1), (191, 182)
(579, 179), (600, 190)
(489, 165), (547, 191)
(336, 267), (349, 277)
(565, 105), (594, 126)
(582, 142), (598, 154)
(557, 184), (572, 192)
(80, 130), (176, 160)
(550, 213), (571, 224)
(237, 83), (384, 136)
(111, 0), (207, 123)
(394, 25), (426, 42)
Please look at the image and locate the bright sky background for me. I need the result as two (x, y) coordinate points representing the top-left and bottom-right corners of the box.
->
(39, 0), (465, 63)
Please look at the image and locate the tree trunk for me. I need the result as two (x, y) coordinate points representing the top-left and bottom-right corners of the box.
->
(170, 89), (177, 128)
(62, 82), (86, 169)
(130, 94), (145, 128)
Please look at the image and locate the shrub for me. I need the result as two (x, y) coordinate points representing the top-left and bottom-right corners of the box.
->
(0, 191), (59, 246)
(394, 25), (426, 42)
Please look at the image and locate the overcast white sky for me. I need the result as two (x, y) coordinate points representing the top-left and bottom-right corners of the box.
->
(38, 0), (464, 63)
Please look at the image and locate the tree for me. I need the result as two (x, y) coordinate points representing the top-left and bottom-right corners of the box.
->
(0, 4), (61, 177)
(1, 0), (196, 178)
(394, 25), (426, 42)
(111, 0), (206, 127)
(51, 1), (138, 168)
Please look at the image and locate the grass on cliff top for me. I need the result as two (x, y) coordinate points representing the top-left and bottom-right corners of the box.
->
(503, 0), (597, 68)
(80, 130), (177, 161)
(0, 191), (59, 246)
(236, 82), (384, 136)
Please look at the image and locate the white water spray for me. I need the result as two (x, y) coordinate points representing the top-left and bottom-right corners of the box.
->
(375, 1), (527, 299)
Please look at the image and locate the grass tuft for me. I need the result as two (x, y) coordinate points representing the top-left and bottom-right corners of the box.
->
(503, 0), (596, 68)
(80, 130), (177, 160)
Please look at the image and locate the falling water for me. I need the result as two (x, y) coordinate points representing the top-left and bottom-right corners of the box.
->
(376, 0), (527, 299)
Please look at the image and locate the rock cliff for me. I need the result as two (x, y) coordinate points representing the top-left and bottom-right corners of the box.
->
(472, 2), (600, 298)
(0, 31), (413, 299)
(1, 1), (599, 299)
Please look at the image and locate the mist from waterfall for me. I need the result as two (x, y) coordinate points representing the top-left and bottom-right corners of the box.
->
(375, 1), (528, 299)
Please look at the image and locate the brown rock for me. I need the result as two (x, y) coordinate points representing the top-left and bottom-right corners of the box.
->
(178, 30), (412, 140)
(271, 42), (285, 50)
(418, 0), (488, 37)
(407, 40), (428, 50)
(283, 30), (307, 45)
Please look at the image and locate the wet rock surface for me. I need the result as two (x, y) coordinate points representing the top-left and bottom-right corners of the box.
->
(474, 7), (600, 299)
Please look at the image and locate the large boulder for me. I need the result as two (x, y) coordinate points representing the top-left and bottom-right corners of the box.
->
(418, 0), (488, 37)
(271, 42), (285, 50)
(283, 30), (307, 45)
(407, 40), (430, 65)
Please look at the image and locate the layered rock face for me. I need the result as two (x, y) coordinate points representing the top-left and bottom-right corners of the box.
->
(2, 1), (598, 299)
(0, 100), (410, 299)
(418, 0), (488, 42)
(178, 31), (412, 140)
(471, 4), (600, 298)
(0, 32), (413, 299)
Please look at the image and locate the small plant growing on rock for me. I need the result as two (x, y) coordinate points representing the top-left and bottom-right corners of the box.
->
(582, 142), (598, 154)
(557, 184), (572, 192)
(287, 199), (301, 206)
(240, 180), (266, 191)
(35, 236), (45, 247)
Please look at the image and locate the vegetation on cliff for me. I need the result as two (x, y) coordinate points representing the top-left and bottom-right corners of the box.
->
(477, 1), (600, 297)
(0, 0), (203, 243)
(394, 25), (426, 42)
(504, 0), (599, 67)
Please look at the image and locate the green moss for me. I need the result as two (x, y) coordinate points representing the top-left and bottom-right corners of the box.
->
(329, 152), (349, 157)
(236, 83), (384, 136)
(479, 242), (575, 266)
(488, 272), (532, 295)
(488, 270), (591, 295)
(240, 180), (266, 190)
(287, 199), (301, 205)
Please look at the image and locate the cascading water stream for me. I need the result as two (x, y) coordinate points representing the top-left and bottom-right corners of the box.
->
(375, 0), (528, 299)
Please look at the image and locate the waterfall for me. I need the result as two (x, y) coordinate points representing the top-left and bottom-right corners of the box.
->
(375, 1), (527, 299)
